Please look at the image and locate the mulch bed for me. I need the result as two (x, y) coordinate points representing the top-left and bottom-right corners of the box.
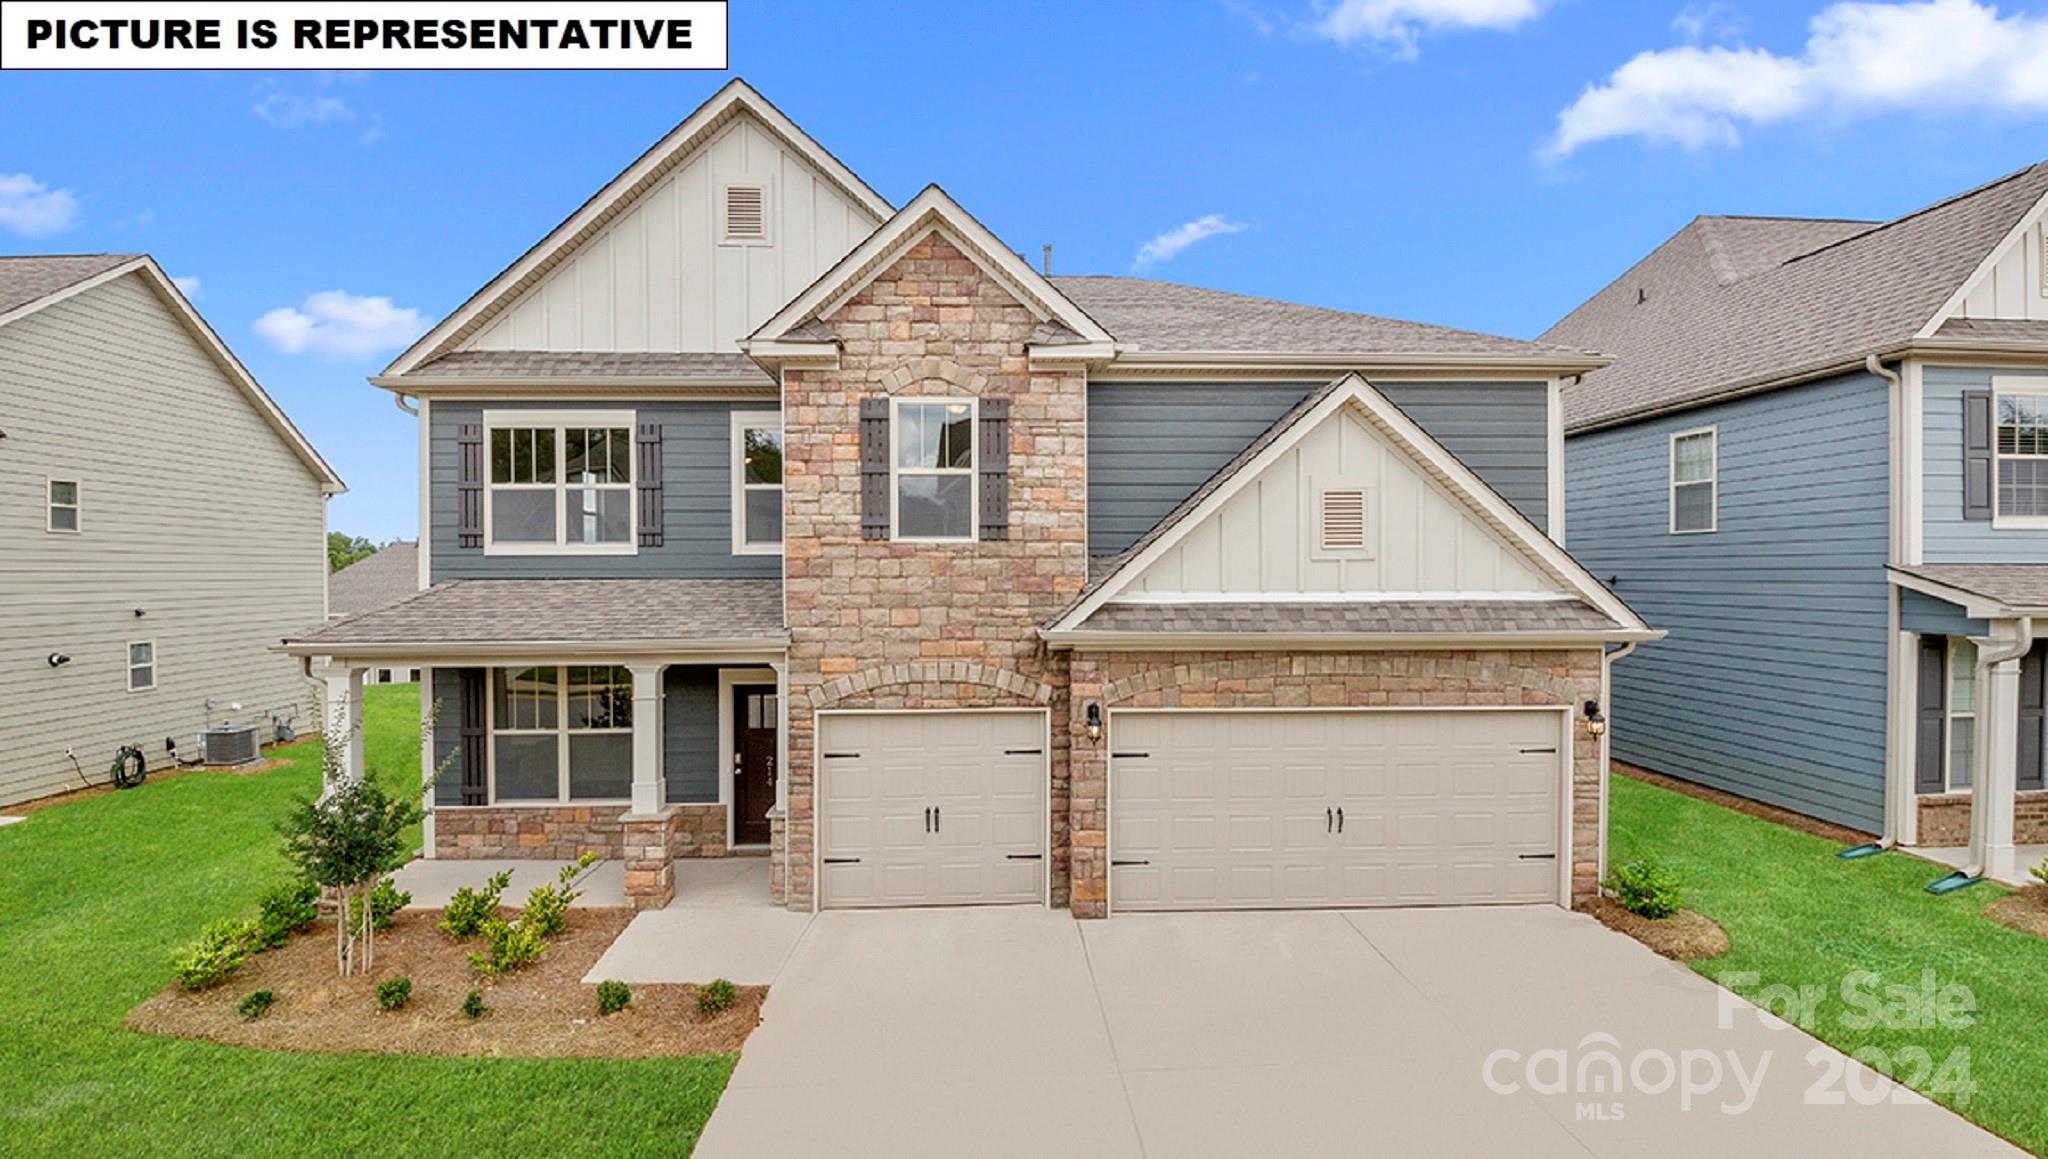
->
(127, 907), (765, 1059)
(1985, 886), (2048, 942)
(1584, 896), (1730, 961)
(1614, 762), (1875, 846)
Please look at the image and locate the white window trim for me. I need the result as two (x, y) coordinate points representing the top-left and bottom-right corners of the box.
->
(889, 396), (979, 543)
(126, 640), (156, 693)
(730, 410), (784, 556)
(1989, 379), (2048, 529)
(1668, 426), (1718, 535)
(481, 408), (638, 556)
(719, 179), (773, 247)
(486, 665), (634, 806)
(46, 477), (79, 534)
(1944, 637), (1977, 794)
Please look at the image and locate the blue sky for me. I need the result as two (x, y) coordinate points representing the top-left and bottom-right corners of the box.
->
(3, 0), (2044, 541)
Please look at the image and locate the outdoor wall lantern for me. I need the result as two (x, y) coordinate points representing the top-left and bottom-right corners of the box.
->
(47, 652), (70, 668)
(1583, 700), (1606, 737)
(1085, 701), (1103, 743)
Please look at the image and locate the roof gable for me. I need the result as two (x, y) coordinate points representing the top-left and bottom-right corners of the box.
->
(1050, 373), (1647, 634)
(1924, 183), (2048, 332)
(384, 79), (893, 376)
(747, 185), (1113, 348)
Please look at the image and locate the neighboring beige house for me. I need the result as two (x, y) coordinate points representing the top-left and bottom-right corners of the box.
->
(327, 542), (420, 684)
(0, 254), (343, 805)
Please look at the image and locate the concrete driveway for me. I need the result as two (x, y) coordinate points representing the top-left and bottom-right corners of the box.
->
(696, 906), (2017, 1158)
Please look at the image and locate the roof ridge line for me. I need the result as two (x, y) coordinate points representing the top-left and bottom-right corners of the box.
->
(1784, 160), (2044, 267)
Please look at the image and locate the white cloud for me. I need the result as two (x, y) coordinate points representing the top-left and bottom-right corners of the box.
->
(254, 290), (430, 359)
(0, 173), (81, 237)
(1672, 1), (1743, 43)
(253, 90), (357, 127)
(1548, 0), (2048, 157)
(1133, 214), (1250, 272)
(1312, 0), (1546, 57)
(170, 275), (202, 300)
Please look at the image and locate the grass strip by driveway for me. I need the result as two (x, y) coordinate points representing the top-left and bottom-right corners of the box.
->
(0, 685), (732, 1157)
(1609, 774), (2048, 1154)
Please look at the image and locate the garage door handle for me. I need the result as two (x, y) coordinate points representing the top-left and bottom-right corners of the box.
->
(1518, 853), (1557, 861)
(823, 857), (861, 865)
(924, 806), (932, 833)
(824, 751), (861, 759)
(1111, 859), (1150, 867)
(1004, 748), (1043, 756)
(1337, 807), (1344, 834)
(1326, 807), (1333, 833)
(1006, 853), (1043, 861)
(1519, 747), (1558, 754)
(1112, 751), (1149, 759)
(934, 806), (940, 832)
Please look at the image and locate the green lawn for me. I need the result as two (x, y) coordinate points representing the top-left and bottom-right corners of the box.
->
(0, 685), (732, 1157)
(1610, 774), (2048, 1153)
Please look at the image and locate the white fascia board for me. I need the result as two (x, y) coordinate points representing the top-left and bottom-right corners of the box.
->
(1917, 184), (2048, 338)
(1106, 590), (1582, 604)
(369, 376), (779, 398)
(0, 256), (144, 330)
(277, 638), (791, 662)
(749, 186), (1114, 347)
(1040, 629), (1665, 651)
(735, 339), (841, 366)
(1026, 341), (1121, 367)
(1095, 350), (1611, 376)
(1886, 568), (2042, 620)
(384, 79), (892, 377)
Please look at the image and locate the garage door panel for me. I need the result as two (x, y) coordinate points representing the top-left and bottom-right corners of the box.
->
(818, 712), (1047, 909)
(1112, 710), (1563, 911)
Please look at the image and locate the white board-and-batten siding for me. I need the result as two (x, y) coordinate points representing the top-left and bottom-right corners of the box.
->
(1128, 405), (1556, 596)
(461, 116), (882, 354)
(1955, 216), (2048, 322)
(0, 272), (325, 805)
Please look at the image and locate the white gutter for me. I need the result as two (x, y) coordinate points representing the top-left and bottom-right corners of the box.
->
(1597, 640), (1643, 883)
(1039, 629), (1665, 651)
(1967, 615), (2035, 878)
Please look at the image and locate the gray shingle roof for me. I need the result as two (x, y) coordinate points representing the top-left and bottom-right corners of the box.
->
(1934, 318), (2048, 344)
(327, 543), (420, 619)
(407, 349), (772, 383)
(1891, 564), (2048, 613)
(0, 253), (139, 317)
(1546, 162), (2048, 431)
(288, 579), (784, 648)
(1049, 276), (1599, 360)
(1075, 599), (1622, 635)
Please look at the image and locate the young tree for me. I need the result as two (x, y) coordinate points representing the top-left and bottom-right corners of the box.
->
(328, 532), (379, 573)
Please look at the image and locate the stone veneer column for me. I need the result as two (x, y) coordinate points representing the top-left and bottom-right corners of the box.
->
(621, 808), (677, 911)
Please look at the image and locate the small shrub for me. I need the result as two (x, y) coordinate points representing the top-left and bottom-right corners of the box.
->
(238, 990), (276, 1021)
(441, 870), (513, 940)
(252, 879), (321, 950)
(596, 979), (631, 1016)
(350, 878), (411, 932)
(375, 977), (413, 1012)
(524, 853), (600, 936)
(468, 916), (547, 978)
(461, 989), (488, 1020)
(2031, 854), (2048, 888)
(696, 978), (737, 1017)
(1605, 856), (1683, 920)
(174, 919), (259, 990)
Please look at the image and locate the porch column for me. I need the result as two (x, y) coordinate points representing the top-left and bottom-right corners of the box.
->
(316, 661), (365, 788)
(1973, 634), (2023, 882)
(418, 668), (436, 858)
(629, 663), (664, 815)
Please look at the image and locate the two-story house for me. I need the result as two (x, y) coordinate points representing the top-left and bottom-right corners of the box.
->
(1550, 161), (2048, 884)
(3, 253), (342, 805)
(285, 80), (1656, 916)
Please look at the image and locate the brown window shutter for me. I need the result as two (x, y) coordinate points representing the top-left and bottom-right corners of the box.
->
(456, 423), (485, 548)
(459, 668), (487, 806)
(979, 397), (1010, 541)
(1963, 390), (1993, 521)
(636, 421), (664, 547)
(860, 396), (890, 540)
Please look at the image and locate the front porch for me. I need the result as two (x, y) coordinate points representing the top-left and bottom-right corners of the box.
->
(1906, 842), (2048, 887)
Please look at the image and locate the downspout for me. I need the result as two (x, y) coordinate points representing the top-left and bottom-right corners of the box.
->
(1966, 615), (2035, 878)
(1597, 640), (1641, 886)
(1867, 354), (1904, 850)
(393, 392), (419, 416)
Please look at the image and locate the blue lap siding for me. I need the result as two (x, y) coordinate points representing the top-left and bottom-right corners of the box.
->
(1566, 371), (1892, 832)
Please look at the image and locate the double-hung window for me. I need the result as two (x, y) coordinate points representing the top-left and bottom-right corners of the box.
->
(127, 641), (155, 692)
(1669, 428), (1717, 534)
(484, 411), (634, 553)
(490, 665), (633, 803)
(893, 399), (976, 540)
(1994, 390), (2048, 520)
(731, 411), (783, 553)
(1946, 638), (1977, 791)
(47, 479), (79, 533)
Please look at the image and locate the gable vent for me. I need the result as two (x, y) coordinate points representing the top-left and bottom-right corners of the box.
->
(1319, 488), (1368, 553)
(724, 184), (767, 242)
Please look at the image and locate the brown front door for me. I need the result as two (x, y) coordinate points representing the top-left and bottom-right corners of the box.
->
(733, 685), (778, 846)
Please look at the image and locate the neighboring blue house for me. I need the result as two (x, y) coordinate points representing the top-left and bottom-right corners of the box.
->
(1548, 161), (2048, 884)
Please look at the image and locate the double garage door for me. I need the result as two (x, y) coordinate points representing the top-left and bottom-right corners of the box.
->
(1111, 709), (1565, 911)
(815, 707), (1564, 912)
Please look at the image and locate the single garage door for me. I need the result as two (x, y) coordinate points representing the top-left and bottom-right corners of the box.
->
(817, 711), (1047, 908)
(1111, 709), (1563, 911)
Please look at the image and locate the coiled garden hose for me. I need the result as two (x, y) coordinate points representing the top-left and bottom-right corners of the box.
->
(109, 745), (147, 790)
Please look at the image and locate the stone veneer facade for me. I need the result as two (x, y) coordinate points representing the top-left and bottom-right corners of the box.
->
(777, 234), (1090, 911)
(1065, 649), (1608, 918)
(432, 802), (728, 862)
(1916, 790), (2048, 847)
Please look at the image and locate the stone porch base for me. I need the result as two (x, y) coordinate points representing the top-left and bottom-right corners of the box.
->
(432, 802), (730, 861)
(1915, 790), (2048, 847)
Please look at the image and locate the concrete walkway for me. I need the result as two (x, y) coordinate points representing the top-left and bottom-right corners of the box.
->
(585, 859), (811, 986)
(697, 906), (2018, 1158)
